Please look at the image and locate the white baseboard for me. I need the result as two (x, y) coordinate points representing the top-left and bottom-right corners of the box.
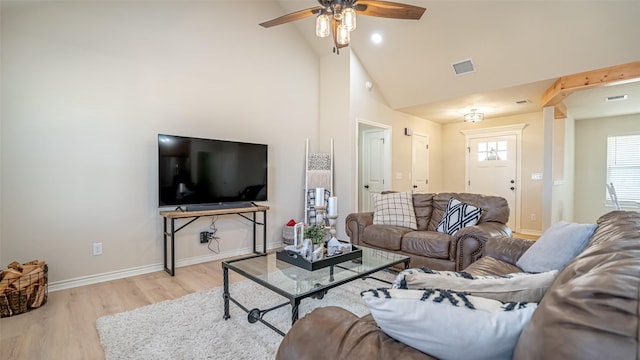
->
(48, 241), (281, 292)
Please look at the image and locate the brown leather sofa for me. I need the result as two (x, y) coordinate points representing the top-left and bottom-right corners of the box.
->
(346, 192), (511, 271)
(276, 210), (640, 359)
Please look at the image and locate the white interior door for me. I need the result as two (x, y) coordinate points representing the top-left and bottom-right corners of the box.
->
(412, 133), (429, 193)
(361, 129), (387, 212)
(467, 135), (517, 229)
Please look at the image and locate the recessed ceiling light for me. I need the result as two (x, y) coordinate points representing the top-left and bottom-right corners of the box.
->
(371, 33), (383, 44)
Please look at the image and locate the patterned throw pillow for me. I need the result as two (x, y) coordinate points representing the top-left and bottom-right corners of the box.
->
(372, 191), (417, 230)
(436, 197), (482, 235)
(361, 288), (537, 360)
(392, 267), (559, 303)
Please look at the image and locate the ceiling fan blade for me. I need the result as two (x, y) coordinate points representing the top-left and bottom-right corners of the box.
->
(259, 6), (323, 28)
(354, 0), (426, 20)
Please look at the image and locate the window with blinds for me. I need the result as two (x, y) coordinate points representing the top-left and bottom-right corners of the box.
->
(607, 134), (640, 205)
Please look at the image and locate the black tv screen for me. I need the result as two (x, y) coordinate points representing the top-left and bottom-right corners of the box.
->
(158, 134), (267, 208)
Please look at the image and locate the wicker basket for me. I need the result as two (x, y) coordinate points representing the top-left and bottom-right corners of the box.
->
(0, 264), (48, 318)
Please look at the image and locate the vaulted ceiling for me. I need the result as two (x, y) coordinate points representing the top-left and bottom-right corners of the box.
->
(265, 0), (640, 122)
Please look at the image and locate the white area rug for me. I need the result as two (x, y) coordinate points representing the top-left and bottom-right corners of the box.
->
(96, 271), (396, 360)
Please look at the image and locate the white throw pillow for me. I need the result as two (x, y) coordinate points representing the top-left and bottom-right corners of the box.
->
(516, 221), (597, 273)
(372, 191), (417, 230)
(436, 198), (482, 235)
(361, 288), (537, 360)
(392, 268), (558, 303)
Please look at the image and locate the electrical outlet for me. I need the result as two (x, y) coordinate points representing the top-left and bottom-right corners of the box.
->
(530, 213), (537, 221)
(200, 232), (210, 244)
(93, 242), (103, 256)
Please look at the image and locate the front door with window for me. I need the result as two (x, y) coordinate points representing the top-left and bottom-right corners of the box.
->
(468, 135), (517, 230)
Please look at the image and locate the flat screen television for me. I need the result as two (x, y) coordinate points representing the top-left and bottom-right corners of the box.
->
(158, 134), (267, 210)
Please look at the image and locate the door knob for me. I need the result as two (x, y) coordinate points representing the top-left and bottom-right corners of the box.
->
(364, 185), (369, 189)
(510, 180), (515, 184)
(510, 187), (515, 190)
(413, 185), (418, 188)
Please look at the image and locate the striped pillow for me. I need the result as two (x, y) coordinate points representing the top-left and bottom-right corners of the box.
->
(392, 267), (559, 303)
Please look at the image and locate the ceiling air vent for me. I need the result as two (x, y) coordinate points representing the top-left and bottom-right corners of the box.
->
(515, 99), (531, 105)
(452, 59), (476, 76)
(605, 94), (628, 102)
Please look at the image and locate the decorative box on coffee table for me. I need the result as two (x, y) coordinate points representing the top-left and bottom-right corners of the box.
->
(275, 245), (363, 271)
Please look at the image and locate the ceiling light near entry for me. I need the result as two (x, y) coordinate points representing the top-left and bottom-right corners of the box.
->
(371, 33), (383, 44)
(464, 109), (484, 122)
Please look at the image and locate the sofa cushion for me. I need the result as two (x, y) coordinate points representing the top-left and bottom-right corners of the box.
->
(587, 210), (640, 248)
(401, 231), (450, 259)
(363, 225), (412, 251)
(436, 198), (482, 235)
(412, 193), (434, 231)
(361, 288), (537, 360)
(276, 307), (435, 360)
(516, 221), (597, 273)
(464, 256), (524, 277)
(392, 267), (559, 302)
(373, 191), (418, 230)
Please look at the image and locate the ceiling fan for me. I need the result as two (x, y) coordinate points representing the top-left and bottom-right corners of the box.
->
(260, 0), (426, 54)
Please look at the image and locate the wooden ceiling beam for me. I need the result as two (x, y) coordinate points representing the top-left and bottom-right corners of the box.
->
(541, 61), (640, 108)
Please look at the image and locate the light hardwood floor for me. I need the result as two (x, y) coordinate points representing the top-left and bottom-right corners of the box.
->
(512, 232), (540, 241)
(0, 259), (247, 360)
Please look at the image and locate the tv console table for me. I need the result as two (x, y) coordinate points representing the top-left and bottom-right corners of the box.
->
(160, 205), (269, 276)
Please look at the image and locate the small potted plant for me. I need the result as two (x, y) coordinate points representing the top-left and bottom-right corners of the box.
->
(304, 224), (326, 245)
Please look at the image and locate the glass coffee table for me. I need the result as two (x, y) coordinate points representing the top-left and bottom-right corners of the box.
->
(222, 245), (410, 336)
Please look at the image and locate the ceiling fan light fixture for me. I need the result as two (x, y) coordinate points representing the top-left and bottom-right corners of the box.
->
(316, 12), (330, 38)
(342, 7), (356, 31)
(464, 109), (484, 122)
(337, 23), (350, 45)
(259, 0), (426, 54)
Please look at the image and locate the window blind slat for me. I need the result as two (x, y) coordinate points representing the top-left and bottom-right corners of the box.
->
(607, 134), (640, 203)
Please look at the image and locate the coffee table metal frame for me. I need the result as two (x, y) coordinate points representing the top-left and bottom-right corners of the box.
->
(222, 247), (410, 336)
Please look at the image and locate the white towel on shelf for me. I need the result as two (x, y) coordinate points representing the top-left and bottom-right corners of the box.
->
(307, 170), (331, 189)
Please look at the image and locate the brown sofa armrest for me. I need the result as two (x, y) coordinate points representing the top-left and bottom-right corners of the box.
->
(345, 212), (374, 246)
(276, 307), (434, 360)
(450, 222), (512, 271)
(483, 235), (535, 264)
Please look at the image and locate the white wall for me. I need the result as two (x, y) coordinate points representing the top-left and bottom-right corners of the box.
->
(318, 51), (351, 240)
(0, 1), (319, 286)
(574, 113), (640, 222)
(550, 116), (575, 224)
(347, 52), (443, 193)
